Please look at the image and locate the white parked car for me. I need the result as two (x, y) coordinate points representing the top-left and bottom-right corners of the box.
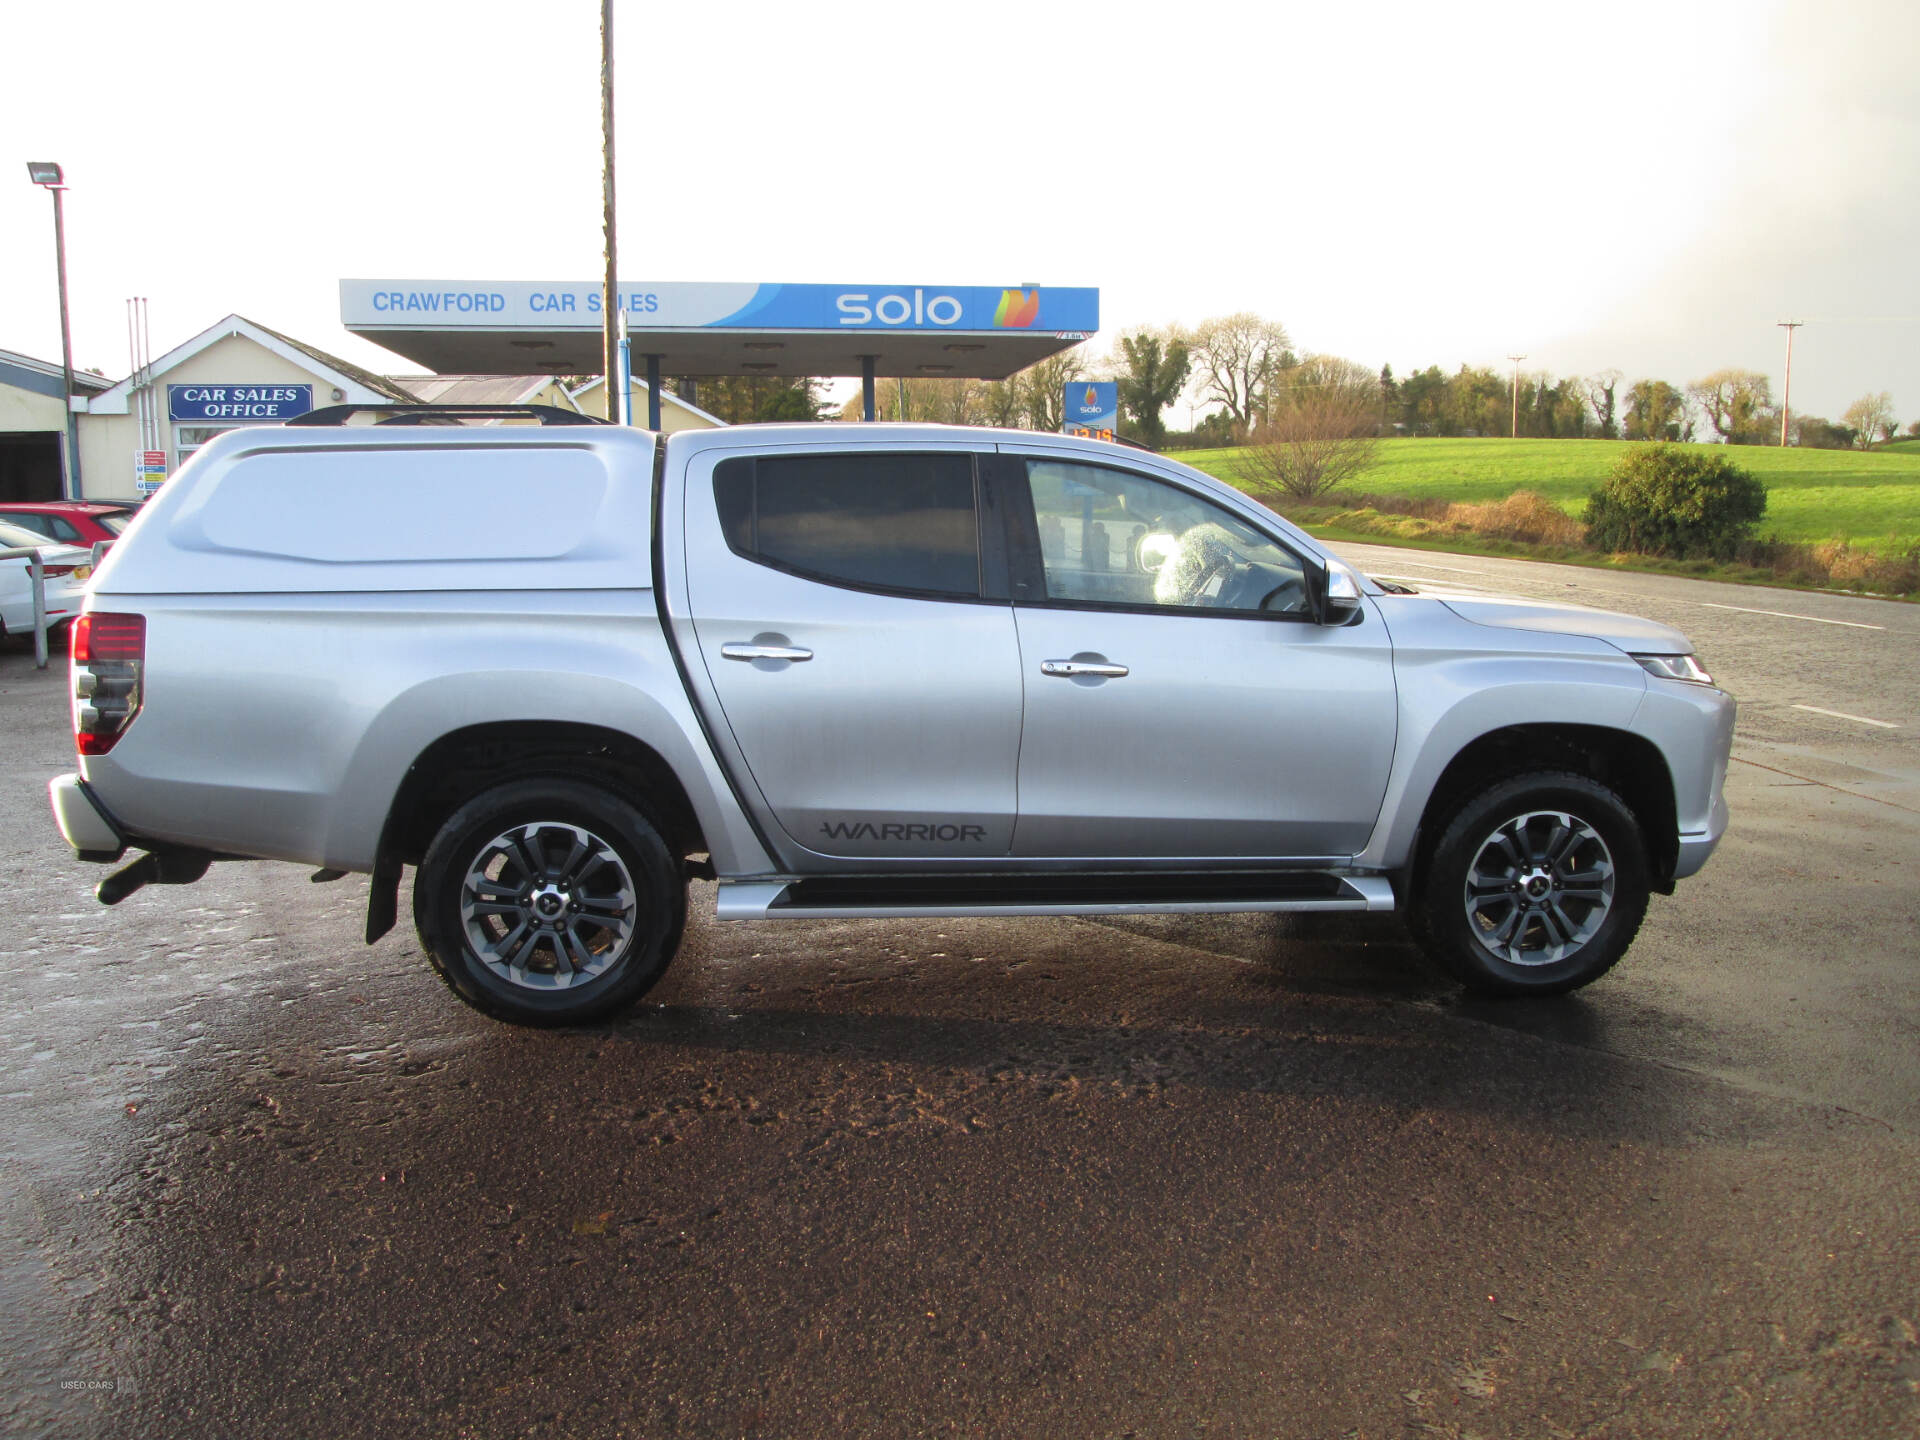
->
(0, 518), (93, 643)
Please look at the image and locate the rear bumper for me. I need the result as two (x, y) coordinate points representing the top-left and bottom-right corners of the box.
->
(49, 773), (127, 862)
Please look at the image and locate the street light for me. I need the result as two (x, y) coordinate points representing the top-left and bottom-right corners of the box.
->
(26, 161), (79, 498)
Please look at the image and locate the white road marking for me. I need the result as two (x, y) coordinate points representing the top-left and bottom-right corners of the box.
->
(1379, 560), (1484, 574)
(1792, 705), (1900, 729)
(1368, 574), (1490, 589)
(1701, 602), (1883, 631)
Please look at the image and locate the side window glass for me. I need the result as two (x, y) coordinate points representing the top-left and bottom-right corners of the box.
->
(1024, 461), (1309, 615)
(0, 513), (53, 539)
(48, 517), (81, 542)
(714, 453), (981, 597)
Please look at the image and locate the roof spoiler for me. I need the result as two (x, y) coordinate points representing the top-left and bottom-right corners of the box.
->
(287, 403), (606, 427)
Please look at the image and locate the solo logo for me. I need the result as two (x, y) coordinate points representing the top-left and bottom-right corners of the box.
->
(837, 289), (964, 326)
(994, 289), (1040, 328)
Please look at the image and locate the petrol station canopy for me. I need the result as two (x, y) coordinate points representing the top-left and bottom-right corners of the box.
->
(340, 280), (1099, 381)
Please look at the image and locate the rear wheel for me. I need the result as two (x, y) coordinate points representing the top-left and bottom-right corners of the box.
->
(414, 779), (685, 1026)
(1413, 771), (1649, 997)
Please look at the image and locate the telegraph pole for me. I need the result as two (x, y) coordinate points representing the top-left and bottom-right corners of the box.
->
(1508, 355), (1527, 438)
(600, 0), (619, 419)
(1777, 321), (1803, 446)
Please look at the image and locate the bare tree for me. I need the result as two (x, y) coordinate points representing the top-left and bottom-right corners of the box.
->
(978, 376), (1026, 429)
(1843, 391), (1898, 448)
(1687, 369), (1774, 444)
(1231, 356), (1381, 501)
(851, 377), (986, 424)
(1016, 347), (1089, 433)
(1185, 313), (1293, 431)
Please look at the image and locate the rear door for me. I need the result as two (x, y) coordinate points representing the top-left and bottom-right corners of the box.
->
(682, 447), (1023, 862)
(1000, 453), (1398, 859)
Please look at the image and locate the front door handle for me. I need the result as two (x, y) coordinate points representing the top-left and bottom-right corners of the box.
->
(722, 643), (814, 663)
(1040, 659), (1129, 678)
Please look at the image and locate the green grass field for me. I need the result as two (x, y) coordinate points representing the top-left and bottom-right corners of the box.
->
(1879, 438), (1920, 456)
(1173, 437), (1920, 550)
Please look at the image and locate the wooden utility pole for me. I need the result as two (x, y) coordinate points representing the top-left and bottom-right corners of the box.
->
(1508, 355), (1527, 438)
(1777, 321), (1803, 446)
(600, 0), (619, 420)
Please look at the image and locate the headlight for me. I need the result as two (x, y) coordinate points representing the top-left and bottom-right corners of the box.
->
(1633, 652), (1713, 686)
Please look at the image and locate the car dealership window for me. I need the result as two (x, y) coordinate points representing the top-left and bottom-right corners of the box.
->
(174, 425), (234, 470)
(1023, 461), (1309, 615)
(715, 454), (981, 597)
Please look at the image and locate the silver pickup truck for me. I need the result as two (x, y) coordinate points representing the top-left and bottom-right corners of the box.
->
(49, 407), (1734, 1025)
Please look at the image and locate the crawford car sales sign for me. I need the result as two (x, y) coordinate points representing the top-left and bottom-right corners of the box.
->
(168, 384), (314, 422)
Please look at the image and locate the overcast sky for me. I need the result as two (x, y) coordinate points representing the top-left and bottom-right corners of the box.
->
(3, 0), (1914, 424)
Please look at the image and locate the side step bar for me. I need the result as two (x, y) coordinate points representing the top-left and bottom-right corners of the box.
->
(715, 873), (1396, 922)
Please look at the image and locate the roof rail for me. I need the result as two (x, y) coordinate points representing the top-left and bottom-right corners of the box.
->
(286, 403), (606, 427)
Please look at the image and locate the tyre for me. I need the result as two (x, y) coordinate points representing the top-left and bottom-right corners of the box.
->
(413, 779), (685, 1026)
(1413, 771), (1649, 997)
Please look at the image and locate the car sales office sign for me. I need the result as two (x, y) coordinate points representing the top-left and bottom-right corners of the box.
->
(168, 384), (314, 422)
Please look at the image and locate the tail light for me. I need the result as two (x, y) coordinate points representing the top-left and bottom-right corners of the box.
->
(72, 612), (145, 756)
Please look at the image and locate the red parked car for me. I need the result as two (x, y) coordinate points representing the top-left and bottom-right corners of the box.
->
(0, 500), (138, 549)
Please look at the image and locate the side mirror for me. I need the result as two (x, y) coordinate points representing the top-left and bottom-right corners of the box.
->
(1306, 560), (1364, 626)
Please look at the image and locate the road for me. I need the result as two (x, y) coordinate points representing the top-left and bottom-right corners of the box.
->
(2, 553), (1916, 1439)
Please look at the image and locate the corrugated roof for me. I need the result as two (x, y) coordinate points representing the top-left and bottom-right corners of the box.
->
(0, 347), (114, 390)
(247, 320), (419, 402)
(391, 375), (576, 407)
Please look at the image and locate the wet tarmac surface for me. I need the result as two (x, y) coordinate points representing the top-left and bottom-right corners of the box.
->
(4, 558), (1918, 1438)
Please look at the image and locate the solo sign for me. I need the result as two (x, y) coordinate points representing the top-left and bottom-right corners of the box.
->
(1063, 381), (1118, 441)
(168, 384), (314, 422)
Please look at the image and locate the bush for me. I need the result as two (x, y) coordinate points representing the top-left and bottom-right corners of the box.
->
(1583, 445), (1767, 559)
(1446, 490), (1584, 546)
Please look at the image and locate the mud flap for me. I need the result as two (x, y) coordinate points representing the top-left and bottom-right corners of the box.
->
(365, 855), (403, 943)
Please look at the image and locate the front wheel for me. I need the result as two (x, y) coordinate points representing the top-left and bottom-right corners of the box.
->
(413, 779), (685, 1026)
(1413, 771), (1650, 997)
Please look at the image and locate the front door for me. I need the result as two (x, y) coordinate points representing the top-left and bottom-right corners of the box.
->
(684, 448), (1022, 862)
(1002, 454), (1398, 859)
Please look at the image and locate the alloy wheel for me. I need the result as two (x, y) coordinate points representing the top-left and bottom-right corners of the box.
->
(459, 821), (638, 990)
(1461, 809), (1616, 967)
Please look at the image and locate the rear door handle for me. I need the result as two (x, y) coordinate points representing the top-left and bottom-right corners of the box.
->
(1040, 659), (1129, 678)
(722, 643), (814, 663)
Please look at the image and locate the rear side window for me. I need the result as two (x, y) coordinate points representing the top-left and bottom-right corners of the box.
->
(713, 453), (981, 597)
(0, 513), (55, 540)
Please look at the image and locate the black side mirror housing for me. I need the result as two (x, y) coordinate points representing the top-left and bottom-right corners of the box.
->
(1306, 560), (1364, 626)
(1304, 562), (1330, 624)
